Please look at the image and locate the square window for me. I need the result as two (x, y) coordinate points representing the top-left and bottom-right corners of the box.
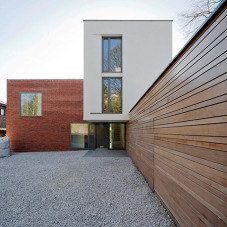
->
(20, 92), (42, 116)
(102, 37), (122, 72)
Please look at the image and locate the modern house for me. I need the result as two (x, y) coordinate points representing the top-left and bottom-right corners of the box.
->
(7, 20), (172, 152)
(83, 20), (172, 150)
(5, 1), (227, 226)
(0, 100), (6, 137)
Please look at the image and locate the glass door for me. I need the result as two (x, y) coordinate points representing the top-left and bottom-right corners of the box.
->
(109, 123), (125, 149)
(88, 123), (95, 150)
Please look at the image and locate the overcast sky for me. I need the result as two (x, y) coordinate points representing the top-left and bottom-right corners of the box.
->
(0, 0), (191, 102)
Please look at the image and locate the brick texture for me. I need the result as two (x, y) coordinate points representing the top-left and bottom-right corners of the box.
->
(7, 80), (85, 152)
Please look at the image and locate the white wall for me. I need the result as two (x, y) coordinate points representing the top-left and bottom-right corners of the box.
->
(84, 20), (172, 122)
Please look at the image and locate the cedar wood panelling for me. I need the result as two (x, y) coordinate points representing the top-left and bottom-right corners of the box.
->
(126, 3), (227, 227)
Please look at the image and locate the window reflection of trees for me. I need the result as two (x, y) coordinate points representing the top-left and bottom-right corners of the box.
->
(103, 78), (121, 113)
(103, 38), (121, 72)
(21, 93), (42, 116)
(103, 79), (109, 112)
(110, 78), (121, 113)
(110, 43), (121, 72)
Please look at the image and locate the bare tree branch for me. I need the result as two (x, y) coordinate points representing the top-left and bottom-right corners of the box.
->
(178, 0), (221, 39)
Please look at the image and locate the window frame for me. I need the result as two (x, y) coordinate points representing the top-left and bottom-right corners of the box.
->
(109, 123), (126, 150)
(20, 92), (43, 117)
(102, 37), (122, 73)
(0, 109), (5, 116)
(70, 122), (92, 150)
(102, 77), (122, 114)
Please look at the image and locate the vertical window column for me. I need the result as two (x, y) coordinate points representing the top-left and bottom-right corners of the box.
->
(102, 37), (122, 73)
(103, 78), (122, 113)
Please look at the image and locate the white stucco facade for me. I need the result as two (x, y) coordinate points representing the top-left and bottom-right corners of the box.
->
(84, 20), (172, 122)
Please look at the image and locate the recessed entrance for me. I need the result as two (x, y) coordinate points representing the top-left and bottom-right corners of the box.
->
(70, 123), (125, 150)
(95, 123), (125, 150)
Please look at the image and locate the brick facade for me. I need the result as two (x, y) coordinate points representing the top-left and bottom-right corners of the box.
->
(7, 80), (85, 152)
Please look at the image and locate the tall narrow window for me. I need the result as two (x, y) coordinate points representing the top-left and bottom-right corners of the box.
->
(20, 92), (42, 116)
(102, 37), (122, 72)
(103, 78), (122, 113)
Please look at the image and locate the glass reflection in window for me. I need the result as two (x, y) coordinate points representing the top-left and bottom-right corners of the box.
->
(71, 123), (88, 149)
(102, 37), (122, 72)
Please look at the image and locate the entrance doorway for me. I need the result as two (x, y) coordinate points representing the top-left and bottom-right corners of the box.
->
(70, 122), (126, 150)
(96, 123), (109, 149)
(95, 123), (125, 149)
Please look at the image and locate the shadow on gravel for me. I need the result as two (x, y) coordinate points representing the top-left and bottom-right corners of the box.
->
(84, 149), (129, 158)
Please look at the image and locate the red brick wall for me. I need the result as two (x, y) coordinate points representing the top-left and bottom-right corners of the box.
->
(7, 80), (85, 152)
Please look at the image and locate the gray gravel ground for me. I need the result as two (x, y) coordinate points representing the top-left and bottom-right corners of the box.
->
(0, 150), (173, 227)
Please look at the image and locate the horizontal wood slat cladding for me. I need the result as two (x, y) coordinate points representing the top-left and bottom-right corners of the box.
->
(126, 4), (227, 227)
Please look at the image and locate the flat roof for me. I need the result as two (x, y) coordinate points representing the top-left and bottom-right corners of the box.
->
(7, 79), (83, 81)
(83, 19), (173, 22)
(129, 0), (226, 112)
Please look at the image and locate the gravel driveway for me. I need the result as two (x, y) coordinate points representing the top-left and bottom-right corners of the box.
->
(0, 150), (172, 227)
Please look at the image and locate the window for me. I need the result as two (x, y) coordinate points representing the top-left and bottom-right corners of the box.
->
(103, 78), (122, 113)
(88, 123), (95, 149)
(102, 37), (122, 72)
(20, 92), (42, 116)
(0, 109), (5, 116)
(70, 123), (88, 149)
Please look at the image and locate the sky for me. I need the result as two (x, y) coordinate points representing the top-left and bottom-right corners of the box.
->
(0, 0), (190, 102)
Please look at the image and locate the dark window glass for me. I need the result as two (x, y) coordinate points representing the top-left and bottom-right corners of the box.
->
(88, 123), (95, 150)
(103, 78), (122, 113)
(71, 123), (88, 149)
(102, 37), (122, 72)
(20, 92), (42, 116)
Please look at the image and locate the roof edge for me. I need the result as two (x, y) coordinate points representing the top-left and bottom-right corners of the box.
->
(83, 19), (173, 22)
(129, 0), (226, 113)
(7, 79), (84, 81)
